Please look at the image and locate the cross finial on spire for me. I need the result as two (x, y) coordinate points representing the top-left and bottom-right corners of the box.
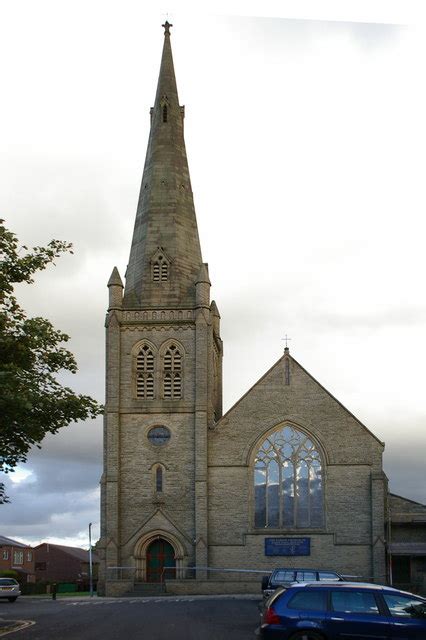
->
(162, 20), (173, 35)
(282, 334), (292, 350)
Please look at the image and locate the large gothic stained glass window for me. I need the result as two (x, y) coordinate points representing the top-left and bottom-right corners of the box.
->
(254, 425), (324, 529)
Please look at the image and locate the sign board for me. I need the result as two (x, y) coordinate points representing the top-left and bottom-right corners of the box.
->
(265, 537), (310, 556)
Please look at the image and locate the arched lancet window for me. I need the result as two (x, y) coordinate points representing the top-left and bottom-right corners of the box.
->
(254, 424), (323, 529)
(155, 466), (163, 492)
(152, 253), (169, 282)
(162, 105), (168, 123)
(136, 344), (155, 399)
(163, 344), (182, 399)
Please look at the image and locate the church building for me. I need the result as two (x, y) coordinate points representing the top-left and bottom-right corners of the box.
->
(98, 23), (426, 597)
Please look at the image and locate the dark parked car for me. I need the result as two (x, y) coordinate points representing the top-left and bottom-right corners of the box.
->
(262, 568), (345, 602)
(259, 582), (426, 639)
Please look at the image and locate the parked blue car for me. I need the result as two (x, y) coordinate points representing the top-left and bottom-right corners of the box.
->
(259, 582), (426, 639)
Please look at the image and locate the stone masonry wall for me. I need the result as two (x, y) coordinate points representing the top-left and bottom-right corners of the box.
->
(117, 322), (198, 564)
(207, 353), (386, 582)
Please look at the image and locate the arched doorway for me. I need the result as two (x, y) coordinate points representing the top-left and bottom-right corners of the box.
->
(134, 530), (185, 582)
(146, 538), (176, 582)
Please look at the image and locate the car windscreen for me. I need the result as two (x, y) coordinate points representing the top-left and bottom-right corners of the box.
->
(295, 571), (317, 582)
(272, 570), (295, 584)
(0, 579), (18, 585)
(383, 593), (426, 619)
(318, 571), (341, 581)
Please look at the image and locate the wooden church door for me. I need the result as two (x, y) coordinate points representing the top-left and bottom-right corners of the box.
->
(146, 538), (175, 582)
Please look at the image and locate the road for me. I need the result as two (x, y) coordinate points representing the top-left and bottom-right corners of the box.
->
(0, 595), (260, 639)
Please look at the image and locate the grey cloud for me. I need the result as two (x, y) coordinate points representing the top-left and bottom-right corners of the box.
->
(245, 15), (402, 54)
(385, 449), (426, 505)
(2, 481), (99, 526)
(370, 419), (426, 504)
(346, 21), (404, 50)
(1, 464), (100, 541)
(2, 155), (136, 260)
(220, 281), (426, 337)
(305, 308), (426, 331)
(29, 418), (103, 464)
(1, 415), (102, 540)
(29, 459), (101, 495)
(3, 448), (102, 499)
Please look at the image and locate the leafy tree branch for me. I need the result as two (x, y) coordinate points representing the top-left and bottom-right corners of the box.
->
(0, 220), (103, 502)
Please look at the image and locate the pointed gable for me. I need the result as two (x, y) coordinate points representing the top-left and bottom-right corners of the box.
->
(210, 351), (384, 467)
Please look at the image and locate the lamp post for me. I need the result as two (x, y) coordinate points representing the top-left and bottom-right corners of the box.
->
(89, 522), (93, 597)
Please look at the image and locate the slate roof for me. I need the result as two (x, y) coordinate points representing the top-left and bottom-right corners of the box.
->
(35, 543), (99, 563)
(389, 543), (426, 556)
(0, 535), (29, 548)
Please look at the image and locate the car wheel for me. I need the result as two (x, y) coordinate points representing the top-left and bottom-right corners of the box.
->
(7, 597), (17, 602)
(288, 631), (324, 640)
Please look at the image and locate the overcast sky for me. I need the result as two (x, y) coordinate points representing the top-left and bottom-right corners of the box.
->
(1, 1), (425, 549)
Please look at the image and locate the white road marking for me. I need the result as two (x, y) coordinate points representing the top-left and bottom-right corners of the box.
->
(66, 596), (220, 606)
(0, 620), (36, 637)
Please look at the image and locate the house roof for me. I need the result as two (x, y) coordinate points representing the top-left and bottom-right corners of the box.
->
(0, 535), (29, 548)
(35, 543), (99, 563)
(389, 543), (426, 556)
(11, 566), (34, 574)
(390, 493), (426, 508)
(389, 493), (426, 522)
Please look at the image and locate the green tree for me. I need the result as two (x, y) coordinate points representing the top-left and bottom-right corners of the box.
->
(0, 220), (102, 502)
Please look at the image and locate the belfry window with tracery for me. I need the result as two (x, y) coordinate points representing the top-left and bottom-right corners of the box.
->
(152, 253), (169, 282)
(163, 344), (182, 399)
(254, 424), (323, 529)
(136, 344), (155, 399)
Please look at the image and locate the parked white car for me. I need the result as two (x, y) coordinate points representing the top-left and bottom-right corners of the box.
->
(0, 578), (21, 602)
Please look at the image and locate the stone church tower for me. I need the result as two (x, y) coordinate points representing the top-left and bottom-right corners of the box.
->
(97, 23), (426, 599)
(98, 22), (222, 592)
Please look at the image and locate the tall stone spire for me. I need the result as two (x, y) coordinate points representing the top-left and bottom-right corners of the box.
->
(123, 22), (203, 308)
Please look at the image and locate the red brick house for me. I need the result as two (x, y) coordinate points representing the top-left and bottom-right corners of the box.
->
(34, 543), (99, 587)
(0, 535), (35, 583)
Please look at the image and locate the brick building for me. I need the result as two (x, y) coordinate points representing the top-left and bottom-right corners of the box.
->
(388, 495), (426, 593)
(0, 535), (35, 583)
(97, 23), (426, 596)
(34, 543), (99, 587)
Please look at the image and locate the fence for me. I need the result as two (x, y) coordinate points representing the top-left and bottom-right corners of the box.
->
(160, 566), (268, 583)
(106, 565), (265, 583)
(106, 567), (136, 581)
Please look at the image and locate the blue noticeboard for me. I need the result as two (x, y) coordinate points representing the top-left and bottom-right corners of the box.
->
(265, 537), (310, 556)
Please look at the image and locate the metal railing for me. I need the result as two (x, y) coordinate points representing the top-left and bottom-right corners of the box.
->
(161, 565), (268, 583)
(106, 565), (377, 587)
(106, 566), (136, 581)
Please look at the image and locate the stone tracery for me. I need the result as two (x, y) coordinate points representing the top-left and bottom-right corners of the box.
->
(254, 424), (324, 529)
